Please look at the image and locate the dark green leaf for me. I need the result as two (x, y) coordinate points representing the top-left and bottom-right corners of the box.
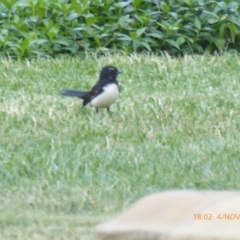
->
(160, 1), (170, 13)
(118, 15), (130, 26)
(117, 34), (132, 41)
(193, 43), (204, 53)
(176, 37), (185, 46)
(133, 0), (142, 8)
(140, 41), (151, 51)
(20, 39), (29, 50)
(130, 32), (138, 40)
(27, 32), (38, 41)
(1, 0), (12, 10)
(228, 22), (237, 42)
(229, 15), (240, 27)
(93, 34), (101, 47)
(52, 39), (70, 46)
(208, 18), (219, 24)
(166, 39), (179, 49)
(47, 23), (60, 41)
(170, 12), (178, 19)
(219, 23), (227, 39)
(217, 2), (227, 11)
(194, 17), (201, 30)
(85, 14), (96, 26)
(212, 38), (225, 51)
(136, 27), (146, 37)
(228, 2), (238, 12)
(147, 33), (164, 39)
(202, 10), (218, 19)
(114, 0), (132, 8)
(132, 40), (140, 50)
(35, 39), (49, 45)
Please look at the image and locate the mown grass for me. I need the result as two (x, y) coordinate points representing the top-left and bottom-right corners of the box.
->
(1, 53), (240, 239)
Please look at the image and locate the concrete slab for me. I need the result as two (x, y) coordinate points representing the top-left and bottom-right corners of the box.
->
(95, 190), (240, 240)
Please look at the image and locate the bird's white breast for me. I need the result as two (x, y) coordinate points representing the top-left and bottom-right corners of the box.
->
(90, 83), (119, 108)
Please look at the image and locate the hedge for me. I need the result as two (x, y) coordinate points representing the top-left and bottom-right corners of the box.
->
(0, 0), (240, 59)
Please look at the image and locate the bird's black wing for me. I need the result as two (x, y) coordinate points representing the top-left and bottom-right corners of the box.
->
(82, 81), (104, 106)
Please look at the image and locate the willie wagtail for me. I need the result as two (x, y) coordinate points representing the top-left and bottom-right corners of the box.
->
(61, 66), (121, 113)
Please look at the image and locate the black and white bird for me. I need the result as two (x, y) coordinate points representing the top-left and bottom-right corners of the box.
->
(61, 66), (121, 113)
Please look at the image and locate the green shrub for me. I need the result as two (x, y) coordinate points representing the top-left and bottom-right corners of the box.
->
(0, 0), (240, 58)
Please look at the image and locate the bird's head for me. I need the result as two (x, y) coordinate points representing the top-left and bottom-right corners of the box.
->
(99, 66), (121, 81)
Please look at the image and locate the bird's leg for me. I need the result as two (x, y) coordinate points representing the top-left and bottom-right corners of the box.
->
(96, 108), (99, 113)
(107, 107), (110, 112)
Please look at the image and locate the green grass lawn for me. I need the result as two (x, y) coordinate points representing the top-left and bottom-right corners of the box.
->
(1, 53), (240, 239)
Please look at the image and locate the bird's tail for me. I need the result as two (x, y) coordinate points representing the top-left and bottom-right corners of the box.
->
(61, 90), (88, 99)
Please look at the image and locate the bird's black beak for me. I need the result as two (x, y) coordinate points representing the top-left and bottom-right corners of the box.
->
(117, 70), (122, 74)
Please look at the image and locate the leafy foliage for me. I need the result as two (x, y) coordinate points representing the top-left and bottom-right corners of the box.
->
(0, 0), (240, 58)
